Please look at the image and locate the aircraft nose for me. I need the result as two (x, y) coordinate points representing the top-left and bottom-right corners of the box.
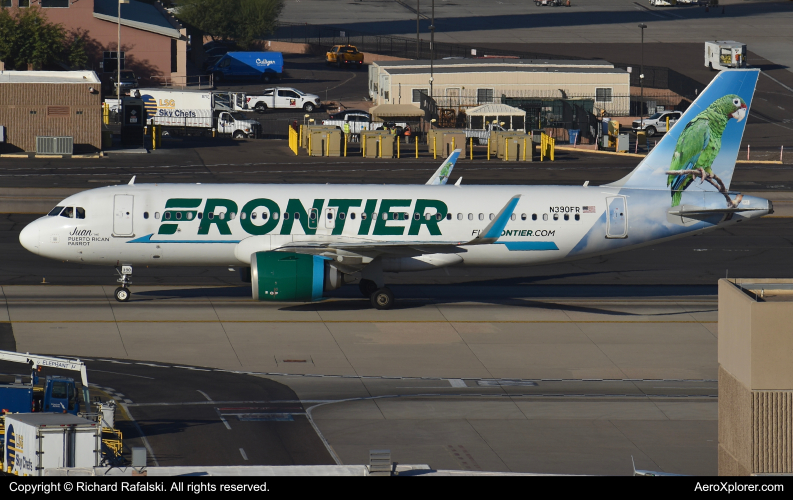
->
(19, 223), (40, 255)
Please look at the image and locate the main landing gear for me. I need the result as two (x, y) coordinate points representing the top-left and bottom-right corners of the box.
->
(114, 265), (132, 302)
(359, 279), (394, 310)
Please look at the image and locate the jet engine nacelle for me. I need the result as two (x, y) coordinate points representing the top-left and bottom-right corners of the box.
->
(251, 251), (343, 301)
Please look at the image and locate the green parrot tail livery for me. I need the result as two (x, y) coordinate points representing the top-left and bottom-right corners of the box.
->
(605, 70), (758, 206)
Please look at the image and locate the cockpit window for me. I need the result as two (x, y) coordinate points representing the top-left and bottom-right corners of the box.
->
(48, 206), (64, 216)
(75, 207), (85, 219)
(60, 207), (74, 218)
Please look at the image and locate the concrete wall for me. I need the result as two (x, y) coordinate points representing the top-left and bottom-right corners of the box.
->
(718, 279), (793, 475)
(0, 83), (102, 153)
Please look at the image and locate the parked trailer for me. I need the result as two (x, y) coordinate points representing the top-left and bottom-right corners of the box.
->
(139, 89), (261, 138)
(2, 413), (100, 475)
(207, 51), (284, 83)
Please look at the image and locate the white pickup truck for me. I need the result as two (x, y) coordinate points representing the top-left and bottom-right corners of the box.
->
(631, 110), (682, 137)
(322, 110), (407, 134)
(247, 87), (322, 113)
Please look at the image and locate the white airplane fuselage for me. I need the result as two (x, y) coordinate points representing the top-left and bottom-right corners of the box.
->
(19, 183), (770, 269)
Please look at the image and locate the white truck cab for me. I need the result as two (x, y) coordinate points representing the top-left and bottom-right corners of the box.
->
(631, 110), (682, 137)
(247, 87), (322, 113)
(705, 41), (747, 71)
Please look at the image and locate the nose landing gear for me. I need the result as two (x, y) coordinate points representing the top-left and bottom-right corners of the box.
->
(114, 265), (132, 302)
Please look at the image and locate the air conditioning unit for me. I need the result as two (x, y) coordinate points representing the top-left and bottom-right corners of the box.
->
(36, 136), (74, 155)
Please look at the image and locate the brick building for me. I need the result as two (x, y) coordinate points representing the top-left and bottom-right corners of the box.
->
(0, 0), (188, 87)
(0, 71), (102, 153)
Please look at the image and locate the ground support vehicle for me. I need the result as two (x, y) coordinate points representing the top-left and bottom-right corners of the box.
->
(2, 413), (101, 475)
(0, 350), (124, 470)
(465, 123), (509, 145)
(631, 110), (682, 137)
(247, 87), (322, 113)
(326, 45), (364, 68)
(140, 89), (261, 138)
(0, 350), (89, 415)
(705, 41), (747, 71)
(207, 51), (283, 83)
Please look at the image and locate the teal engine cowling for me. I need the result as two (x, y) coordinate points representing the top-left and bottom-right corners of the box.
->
(251, 251), (343, 301)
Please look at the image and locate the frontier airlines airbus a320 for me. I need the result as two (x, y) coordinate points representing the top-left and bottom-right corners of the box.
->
(19, 70), (770, 309)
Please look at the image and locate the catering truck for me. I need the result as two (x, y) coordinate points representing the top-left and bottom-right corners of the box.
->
(705, 41), (747, 70)
(207, 51), (284, 83)
(140, 88), (261, 138)
(2, 414), (101, 475)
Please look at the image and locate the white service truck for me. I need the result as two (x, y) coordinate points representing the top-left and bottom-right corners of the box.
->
(139, 89), (261, 138)
(247, 87), (322, 113)
(705, 41), (747, 71)
(3, 413), (101, 475)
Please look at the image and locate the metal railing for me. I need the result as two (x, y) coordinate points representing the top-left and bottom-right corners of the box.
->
(149, 74), (214, 89)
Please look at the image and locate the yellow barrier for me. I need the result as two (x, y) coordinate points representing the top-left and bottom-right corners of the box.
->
(523, 137), (527, 161)
(541, 134), (545, 162)
(505, 138), (509, 161)
(326, 134), (330, 157)
(470, 137), (473, 160)
(415, 135), (418, 159)
(433, 136), (437, 160)
(397, 137), (400, 158)
(666, 116), (670, 132)
(451, 136), (455, 156)
(539, 133), (555, 161)
(487, 137), (490, 160)
(309, 133), (312, 156)
(379, 137), (382, 158)
(288, 126), (299, 155)
(299, 125), (303, 148)
(344, 133), (348, 157)
(102, 102), (109, 125)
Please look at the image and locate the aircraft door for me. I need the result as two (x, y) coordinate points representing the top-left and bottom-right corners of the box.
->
(606, 196), (627, 239)
(324, 207), (336, 229)
(113, 194), (134, 236)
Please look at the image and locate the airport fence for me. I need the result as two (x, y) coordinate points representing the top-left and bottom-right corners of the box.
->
(271, 22), (579, 61)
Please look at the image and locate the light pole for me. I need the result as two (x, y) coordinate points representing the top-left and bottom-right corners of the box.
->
(638, 23), (647, 130)
(430, 0), (434, 99)
(117, 0), (129, 108)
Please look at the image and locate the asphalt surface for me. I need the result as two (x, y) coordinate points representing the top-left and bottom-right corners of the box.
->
(0, 358), (334, 467)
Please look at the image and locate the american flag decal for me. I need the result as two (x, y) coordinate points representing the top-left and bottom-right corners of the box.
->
(582, 206), (596, 213)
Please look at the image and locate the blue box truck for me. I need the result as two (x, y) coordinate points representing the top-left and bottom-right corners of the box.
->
(208, 51), (284, 83)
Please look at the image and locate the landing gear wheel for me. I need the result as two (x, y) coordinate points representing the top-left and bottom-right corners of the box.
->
(114, 287), (131, 302)
(359, 279), (378, 297)
(370, 287), (394, 310)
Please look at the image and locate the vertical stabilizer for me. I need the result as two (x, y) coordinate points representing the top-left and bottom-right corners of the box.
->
(606, 69), (759, 201)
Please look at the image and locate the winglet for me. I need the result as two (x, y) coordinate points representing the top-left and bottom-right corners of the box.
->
(455, 177), (462, 186)
(128, 176), (136, 186)
(426, 149), (461, 185)
(467, 195), (521, 245)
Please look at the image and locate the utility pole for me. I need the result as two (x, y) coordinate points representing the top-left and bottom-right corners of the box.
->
(416, 0), (420, 60)
(639, 23), (647, 130)
(117, 0), (129, 110)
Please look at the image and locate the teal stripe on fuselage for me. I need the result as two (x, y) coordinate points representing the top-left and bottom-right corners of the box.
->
(497, 241), (559, 251)
(127, 234), (240, 244)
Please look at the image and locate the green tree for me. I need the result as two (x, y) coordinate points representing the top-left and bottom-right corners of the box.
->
(175, 0), (283, 49)
(67, 31), (88, 70)
(0, 7), (66, 70)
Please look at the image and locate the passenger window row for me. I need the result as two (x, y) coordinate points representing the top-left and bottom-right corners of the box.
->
(135, 210), (582, 223)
